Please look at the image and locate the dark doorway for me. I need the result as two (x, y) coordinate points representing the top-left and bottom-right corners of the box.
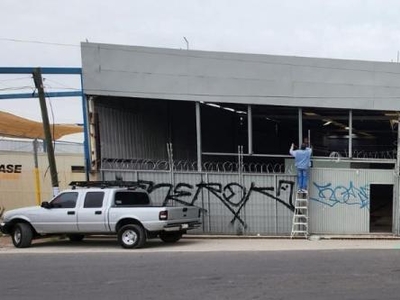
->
(369, 184), (393, 233)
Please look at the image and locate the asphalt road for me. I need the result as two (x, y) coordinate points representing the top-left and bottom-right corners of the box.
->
(1, 238), (400, 300)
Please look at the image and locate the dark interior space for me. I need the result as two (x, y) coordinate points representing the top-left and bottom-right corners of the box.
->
(94, 97), (398, 169)
(370, 184), (393, 233)
(201, 102), (248, 154)
(201, 103), (298, 155)
(252, 105), (298, 154)
(303, 108), (397, 158)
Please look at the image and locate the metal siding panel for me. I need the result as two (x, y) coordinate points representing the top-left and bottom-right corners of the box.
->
(173, 172), (205, 234)
(309, 168), (393, 234)
(101, 170), (137, 181)
(242, 174), (278, 235)
(206, 173), (241, 234)
(82, 42), (400, 111)
(99, 168), (397, 236)
(97, 103), (168, 160)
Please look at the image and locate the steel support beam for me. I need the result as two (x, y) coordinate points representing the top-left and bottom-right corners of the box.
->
(0, 67), (81, 74)
(0, 91), (82, 100)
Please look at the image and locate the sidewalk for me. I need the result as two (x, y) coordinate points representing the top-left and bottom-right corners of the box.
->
(2, 234), (400, 253)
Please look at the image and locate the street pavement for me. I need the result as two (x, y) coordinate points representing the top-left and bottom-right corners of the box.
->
(2, 234), (400, 253)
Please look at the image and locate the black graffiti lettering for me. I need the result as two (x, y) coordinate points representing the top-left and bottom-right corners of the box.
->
(223, 183), (246, 207)
(197, 182), (247, 227)
(228, 182), (255, 227)
(277, 180), (295, 209)
(252, 186), (294, 211)
(135, 180), (156, 192)
(174, 183), (194, 198)
(112, 178), (295, 227)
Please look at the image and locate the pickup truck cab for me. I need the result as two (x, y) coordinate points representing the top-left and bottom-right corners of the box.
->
(0, 181), (201, 249)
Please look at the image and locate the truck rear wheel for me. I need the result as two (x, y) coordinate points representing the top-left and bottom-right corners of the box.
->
(159, 232), (183, 243)
(12, 223), (33, 248)
(118, 224), (146, 249)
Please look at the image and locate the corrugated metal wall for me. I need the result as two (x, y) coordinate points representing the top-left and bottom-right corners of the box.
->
(97, 104), (169, 160)
(309, 168), (394, 234)
(96, 98), (197, 162)
(102, 167), (396, 235)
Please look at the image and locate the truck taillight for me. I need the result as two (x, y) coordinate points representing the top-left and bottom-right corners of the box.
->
(159, 210), (168, 220)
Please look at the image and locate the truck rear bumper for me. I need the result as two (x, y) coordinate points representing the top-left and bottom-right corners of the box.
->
(163, 221), (201, 232)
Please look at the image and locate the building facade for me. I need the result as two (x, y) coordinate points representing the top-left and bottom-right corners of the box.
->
(81, 42), (400, 235)
(0, 140), (85, 212)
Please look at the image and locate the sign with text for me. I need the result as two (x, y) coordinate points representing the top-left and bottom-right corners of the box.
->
(0, 164), (22, 179)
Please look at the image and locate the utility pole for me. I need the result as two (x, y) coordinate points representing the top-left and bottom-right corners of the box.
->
(33, 139), (42, 204)
(32, 67), (59, 196)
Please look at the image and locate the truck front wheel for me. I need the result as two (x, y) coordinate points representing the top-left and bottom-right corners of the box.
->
(12, 223), (33, 248)
(159, 232), (183, 243)
(118, 224), (146, 249)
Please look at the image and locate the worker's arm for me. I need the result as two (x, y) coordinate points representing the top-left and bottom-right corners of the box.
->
(289, 143), (295, 156)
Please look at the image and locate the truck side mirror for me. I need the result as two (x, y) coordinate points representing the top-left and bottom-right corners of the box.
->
(41, 201), (51, 209)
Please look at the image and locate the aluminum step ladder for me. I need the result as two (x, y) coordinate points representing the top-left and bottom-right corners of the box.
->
(290, 191), (309, 238)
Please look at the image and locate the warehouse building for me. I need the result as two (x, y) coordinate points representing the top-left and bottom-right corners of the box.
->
(81, 42), (400, 236)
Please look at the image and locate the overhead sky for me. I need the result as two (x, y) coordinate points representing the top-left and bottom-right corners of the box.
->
(1, 0), (400, 141)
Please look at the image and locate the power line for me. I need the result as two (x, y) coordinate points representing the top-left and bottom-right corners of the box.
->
(0, 37), (79, 48)
(0, 76), (32, 82)
(43, 78), (80, 90)
(0, 86), (34, 92)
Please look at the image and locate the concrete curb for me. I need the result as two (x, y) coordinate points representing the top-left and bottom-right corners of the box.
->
(183, 234), (400, 240)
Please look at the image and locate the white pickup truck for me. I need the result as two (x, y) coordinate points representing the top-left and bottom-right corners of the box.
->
(0, 181), (201, 249)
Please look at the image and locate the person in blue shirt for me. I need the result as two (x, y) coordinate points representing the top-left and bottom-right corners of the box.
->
(289, 142), (312, 192)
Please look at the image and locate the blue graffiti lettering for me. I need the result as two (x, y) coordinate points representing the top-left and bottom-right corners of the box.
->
(310, 181), (369, 208)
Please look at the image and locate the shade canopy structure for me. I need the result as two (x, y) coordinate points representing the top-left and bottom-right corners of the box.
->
(0, 111), (83, 140)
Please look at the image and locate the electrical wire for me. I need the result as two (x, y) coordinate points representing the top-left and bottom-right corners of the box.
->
(0, 86), (34, 91)
(43, 79), (80, 91)
(0, 37), (79, 48)
(0, 76), (32, 82)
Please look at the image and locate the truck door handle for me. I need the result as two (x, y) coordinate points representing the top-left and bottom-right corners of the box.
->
(67, 211), (75, 215)
(95, 211), (102, 215)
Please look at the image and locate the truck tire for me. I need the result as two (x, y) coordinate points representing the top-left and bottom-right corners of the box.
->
(118, 224), (146, 249)
(12, 223), (33, 248)
(67, 234), (85, 242)
(159, 232), (183, 243)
